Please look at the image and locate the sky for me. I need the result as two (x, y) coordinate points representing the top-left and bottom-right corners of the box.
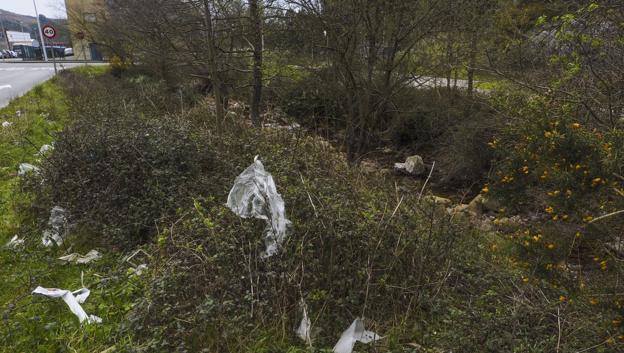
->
(0, 0), (66, 19)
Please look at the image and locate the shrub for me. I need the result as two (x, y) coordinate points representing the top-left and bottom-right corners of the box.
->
(40, 110), (218, 245)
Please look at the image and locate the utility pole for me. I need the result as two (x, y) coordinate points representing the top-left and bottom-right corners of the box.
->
(33, 0), (48, 61)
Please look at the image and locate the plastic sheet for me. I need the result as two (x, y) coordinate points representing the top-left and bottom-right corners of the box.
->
(42, 206), (68, 247)
(59, 250), (102, 264)
(333, 318), (381, 353)
(2, 121), (11, 128)
(226, 157), (292, 257)
(296, 304), (312, 346)
(18, 163), (40, 176)
(5, 235), (24, 248)
(32, 286), (102, 324)
(39, 144), (54, 154)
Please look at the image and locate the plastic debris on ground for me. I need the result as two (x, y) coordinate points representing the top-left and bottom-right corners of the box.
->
(296, 303), (312, 346)
(129, 264), (148, 276)
(226, 156), (292, 258)
(2, 121), (11, 128)
(58, 250), (102, 264)
(333, 318), (382, 353)
(39, 144), (54, 154)
(32, 286), (102, 324)
(5, 235), (24, 249)
(42, 206), (69, 247)
(17, 163), (40, 177)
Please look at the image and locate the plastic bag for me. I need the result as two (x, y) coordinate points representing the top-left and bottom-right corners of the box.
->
(296, 303), (312, 346)
(18, 163), (40, 176)
(32, 286), (102, 324)
(226, 157), (292, 257)
(333, 318), (381, 353)
(42, 206), (68, 247)
(5, 235), (24, 249)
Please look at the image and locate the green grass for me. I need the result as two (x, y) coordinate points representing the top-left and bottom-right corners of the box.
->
(0, 67), (144, 352)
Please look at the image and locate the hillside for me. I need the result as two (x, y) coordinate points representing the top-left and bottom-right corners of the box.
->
(0, 9), (70, 45)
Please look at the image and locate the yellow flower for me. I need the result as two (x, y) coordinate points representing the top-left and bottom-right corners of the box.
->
(545, 206), (554, 214)
(592, 177), (602, 186)
(571, 123), (581, 129)
(481, 186), (489, 193)
(521, 166), (529, 174)
(547, 243), (555, 250)
(583, 215), (594, 222)
(559, 295), (567, 302)
(612, 319), (621, 327)
(575, 164), (582, 170)
(590, 298), (598, 305)
(544, 131), (553, 138)
(600, 260), (608, 270)
(575, 232), (582, 238)
(522, 277), (529, 283)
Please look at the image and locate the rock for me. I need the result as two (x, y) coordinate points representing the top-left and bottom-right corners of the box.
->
(423, 195), (452, 206)
(467, 194), (501, 214)
(394, 155), (426, 175)
(606, 237), (624, 257)
(447, 204), (474, 223)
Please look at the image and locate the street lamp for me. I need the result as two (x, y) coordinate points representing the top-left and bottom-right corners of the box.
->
(33, 0), (48, 61)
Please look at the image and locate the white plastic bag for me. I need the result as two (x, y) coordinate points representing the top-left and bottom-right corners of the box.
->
(333, 318), (382, 353)
(18, 163), (40, 177)
(5, 235), (24, 249)
(296, 303), (312, 346)
(226, 157), (292, 257)
(32, 286), (102, 324)
(42, 206), (69, 247)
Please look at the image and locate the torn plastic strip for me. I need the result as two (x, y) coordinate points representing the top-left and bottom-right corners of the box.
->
(296, 303), (312, 346)
(58, 250), (102, 264)
(5, 235), (24, 248)
(333, 318), (382, 353)
(226, 157), (292, 257)
(32, 286), (102, 324)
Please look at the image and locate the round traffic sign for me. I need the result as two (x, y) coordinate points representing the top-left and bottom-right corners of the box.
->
(42, 25), (56, 39)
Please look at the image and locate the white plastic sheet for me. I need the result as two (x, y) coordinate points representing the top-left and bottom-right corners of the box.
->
(2, 121), (11, 128)
(226, 157), (292, 257)
(59, 250), (102, 264)
(18, 163), (40, 176)
(296, 304), (312, 346)
(5, 235), (24, 248)
(32, 286), (102, 324)
(42, 206), (68, 247)
(39, 144), (54, 154)
(333, 318), (382, 353)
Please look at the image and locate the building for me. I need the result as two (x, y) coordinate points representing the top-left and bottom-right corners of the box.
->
(6, 31), (35, 48)
(64, 0), (107, 60)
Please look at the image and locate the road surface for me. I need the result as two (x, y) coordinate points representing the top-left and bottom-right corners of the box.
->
(0, 62), (96, 109)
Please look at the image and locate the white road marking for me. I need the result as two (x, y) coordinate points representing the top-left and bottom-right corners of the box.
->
(0, 85), (12, 90)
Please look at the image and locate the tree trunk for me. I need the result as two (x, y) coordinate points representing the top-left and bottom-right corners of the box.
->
(249, 0), (263, 126)
(202, 0), (225, 121)
(467, 31), (478, 97)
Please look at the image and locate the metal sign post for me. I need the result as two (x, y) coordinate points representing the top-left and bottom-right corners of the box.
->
(42, 25), (57, 74)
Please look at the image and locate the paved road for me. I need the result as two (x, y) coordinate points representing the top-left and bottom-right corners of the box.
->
(0, 62), (95, 108)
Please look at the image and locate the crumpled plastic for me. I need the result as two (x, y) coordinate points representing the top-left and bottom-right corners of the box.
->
(2, 121), (11, 128)
(296, 304), (312, 346)
(59, 250), (102, 264)
(18, 163), (40, 176)
(42, 206), (69, 247)
(5, 235), (24, 248)
(226, 157), (292, 258)
(333, 318), (382, 353)
(39, 144), (54, 154)
(32, 286), (102, 324)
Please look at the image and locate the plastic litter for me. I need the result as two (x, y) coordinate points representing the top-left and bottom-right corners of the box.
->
(17, 163), (40, 176)
(129, 264), (148, 276)
(32, 286), (102, 324)
(296, 304), (312, 346)
(42, 206), (68, 247)
(333, 318), (382, 353)
(5, 235), (24, 248)
(39, 144), (54, 154)
(59, 250), (102, 264)
(226, 157), (292, 258)
(2, 121), (11, 128)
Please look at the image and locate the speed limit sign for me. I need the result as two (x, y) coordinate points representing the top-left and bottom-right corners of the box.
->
(42, 25), (56, 39)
